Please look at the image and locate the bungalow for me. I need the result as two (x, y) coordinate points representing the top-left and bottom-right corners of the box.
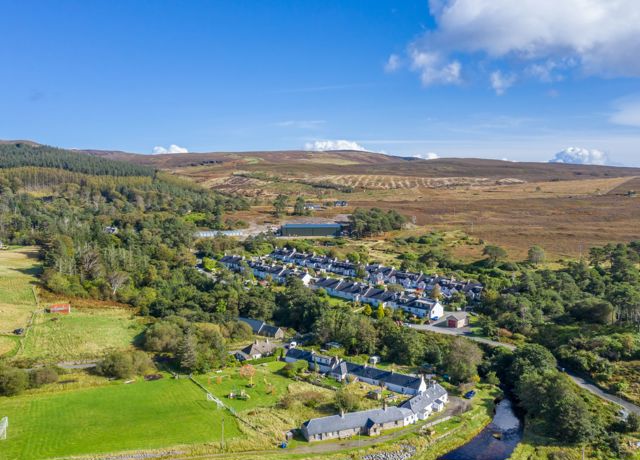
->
(238, 317), (285, 339)
(284, 348), (339, 373)
(234, 340), (278, 361)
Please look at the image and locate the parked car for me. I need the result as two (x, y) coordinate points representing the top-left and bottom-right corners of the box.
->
(463, 390), (476, 399)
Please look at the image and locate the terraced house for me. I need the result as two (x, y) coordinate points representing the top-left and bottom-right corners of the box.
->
(290, 348), (449, 441)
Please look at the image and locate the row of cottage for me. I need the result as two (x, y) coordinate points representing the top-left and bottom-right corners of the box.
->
(220, 255), (444, 319)
(270, 247), (483, 301)
(283, 348), (448, 441)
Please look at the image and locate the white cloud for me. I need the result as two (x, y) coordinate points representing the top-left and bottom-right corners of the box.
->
(385, 54), (401, 73)
(304, 140), (368, 151)
(490, 70), (516, 95)
(404, 0), (640, 87)
(610, 95), (640, 127)
(413, 152), (440, 160)
(152, 144), (189, 154)
(550, 147), (610, 165)
(409, 49), (462, 86)
(276, 120), (325, 129)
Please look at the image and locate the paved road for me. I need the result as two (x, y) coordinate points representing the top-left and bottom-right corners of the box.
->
(407, 322), (640, 415)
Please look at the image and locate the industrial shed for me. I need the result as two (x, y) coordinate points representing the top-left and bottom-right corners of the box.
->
(280, 223), (343, 237)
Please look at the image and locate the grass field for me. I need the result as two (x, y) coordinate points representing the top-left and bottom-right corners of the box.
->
(195, 361), (336, 444)
(0, 377), (240, 460)
(0, 247), (40, 334)
(17, 307), (145, 362)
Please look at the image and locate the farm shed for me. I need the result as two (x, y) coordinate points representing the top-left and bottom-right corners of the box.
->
(47, 303), (71, 314)
(280, 223), (342, 237)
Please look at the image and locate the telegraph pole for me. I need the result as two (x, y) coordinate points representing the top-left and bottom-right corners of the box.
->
(221, 417), (225, 450)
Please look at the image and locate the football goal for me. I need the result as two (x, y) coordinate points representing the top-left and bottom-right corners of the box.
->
(0, 416), (8, 440)
(206, 393), (223, 409)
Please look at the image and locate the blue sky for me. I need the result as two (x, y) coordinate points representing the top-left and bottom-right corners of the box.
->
(1, 0), (640, 165)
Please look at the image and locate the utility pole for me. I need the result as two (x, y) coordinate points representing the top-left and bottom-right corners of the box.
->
(221, 417), (225, 450)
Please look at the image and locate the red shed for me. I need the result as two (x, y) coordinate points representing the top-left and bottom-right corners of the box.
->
(48, 303), (71, 314)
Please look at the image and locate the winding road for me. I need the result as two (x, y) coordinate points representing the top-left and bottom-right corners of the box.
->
(407, 322), (640, 415)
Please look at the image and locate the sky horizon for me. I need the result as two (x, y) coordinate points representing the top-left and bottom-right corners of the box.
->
(1, 1), (639, 166)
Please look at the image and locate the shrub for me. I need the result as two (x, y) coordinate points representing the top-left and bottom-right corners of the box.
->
(334, 387), (360, 412)
(29, 367), (59, 388)
(0, 366), (29, 396)
(299, 390), (326, 408)
(96, 350), (154, 379)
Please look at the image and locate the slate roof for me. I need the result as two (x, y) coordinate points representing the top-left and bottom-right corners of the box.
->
(400, 383), (448, 413)
(285, 348), (315, 361)
(242, 341), (278, 356)
(237, 317), (283, 336)
(303, 406), (414, 436)
(238, 317), (264, 334)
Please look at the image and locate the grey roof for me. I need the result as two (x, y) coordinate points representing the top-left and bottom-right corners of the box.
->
(242, 341), (278, 356)
(237, 317), (264, 334)
(401, 383), (448, 413)
(282, 223), (342, 229)
(237, 317), (282, 336)
(303, 406), (413, 436)
(446, 312), (468, 320)
(285, 348), (315, 361)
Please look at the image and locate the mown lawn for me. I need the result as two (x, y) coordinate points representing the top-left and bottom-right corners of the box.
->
(0, 247), (40, 334)
(0, 377), (240, 460)
(17, 307), (145, 362)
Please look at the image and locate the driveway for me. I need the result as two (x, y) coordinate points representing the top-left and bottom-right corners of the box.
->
(406, 322), (516, 350)
(407, 323), (640, 414)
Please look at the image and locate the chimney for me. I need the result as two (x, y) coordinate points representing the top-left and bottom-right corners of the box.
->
(383, 400), (388, 411)
(340, 409), (345, 418)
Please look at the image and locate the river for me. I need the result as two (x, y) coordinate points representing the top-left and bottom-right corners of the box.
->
(439, 398), (523, 460)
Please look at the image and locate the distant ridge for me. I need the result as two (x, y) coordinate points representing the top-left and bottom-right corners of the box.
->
(2, 140), (639, 183)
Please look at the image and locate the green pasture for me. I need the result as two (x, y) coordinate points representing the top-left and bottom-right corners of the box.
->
(0, 377), (239, 459)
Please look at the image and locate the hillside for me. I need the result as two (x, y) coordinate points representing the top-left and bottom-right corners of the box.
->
(84, 147), (640, 183)
(3, 141), (639, 258)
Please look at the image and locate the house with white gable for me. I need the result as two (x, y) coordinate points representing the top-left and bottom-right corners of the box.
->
(400, 298), (444, 319)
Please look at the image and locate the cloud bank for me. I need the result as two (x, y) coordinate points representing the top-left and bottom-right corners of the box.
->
(304, 140), (368, 151)
(413, 152), (440, 160)
(550, 147), (610, 165)
(152, 144), (189, 154)
(397, 0), (640, 90)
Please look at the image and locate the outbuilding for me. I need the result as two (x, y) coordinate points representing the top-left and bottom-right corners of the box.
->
(446, 312), (469, 328)
(280, 223), (342, 237)
(47, 303), (71, 314)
